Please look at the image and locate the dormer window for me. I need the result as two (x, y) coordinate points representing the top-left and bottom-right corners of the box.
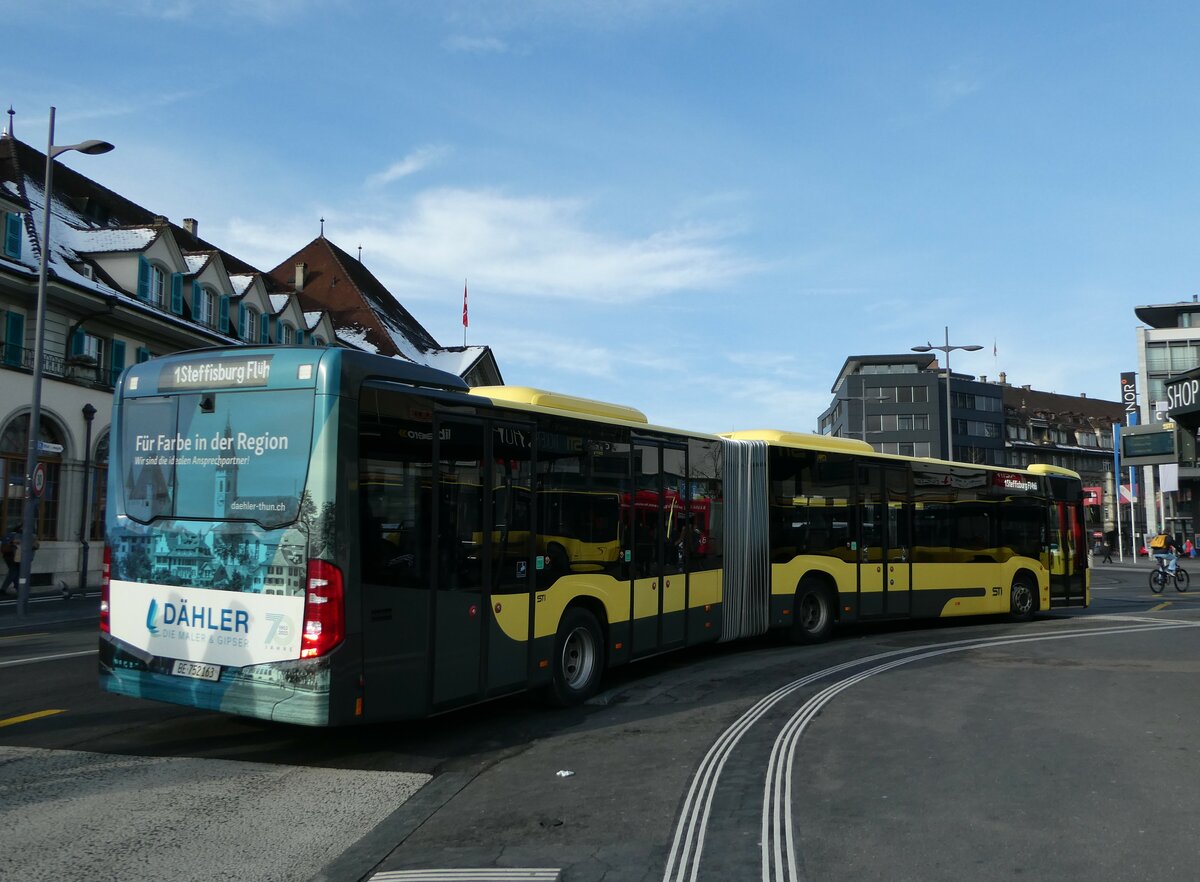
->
(194, 284), (217, 327)
(242, 306), (259, 342)
(280, 322), (294, 344)
(137, 256), (167, 307)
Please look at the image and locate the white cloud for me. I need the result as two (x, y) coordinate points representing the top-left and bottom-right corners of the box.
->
(228, 186), (756, 305)
(365, 146), (450, 187)
(443, 35), (511, 54)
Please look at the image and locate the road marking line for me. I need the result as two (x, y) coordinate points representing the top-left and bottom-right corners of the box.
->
(371, 871), (561, 881)
(0, 649), (97, 668)
(0, 632), (49, 641)
(1150, 602), (1172, 611)
(0, 708), (65, 728)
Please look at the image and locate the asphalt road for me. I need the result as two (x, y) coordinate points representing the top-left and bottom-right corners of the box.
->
(2, 563), (1198, 882)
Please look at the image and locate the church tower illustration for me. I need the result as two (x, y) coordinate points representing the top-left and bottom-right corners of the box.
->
(214, 417), (239, 515)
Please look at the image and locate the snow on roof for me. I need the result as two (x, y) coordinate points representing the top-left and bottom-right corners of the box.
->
(68, 226), (157, 254)
(335, 326), (379, 354)
(229, 274), (255, 295)
(269, 293), (291, 313)
(184, 253), (209, 274)
(424, 346), (485, 377)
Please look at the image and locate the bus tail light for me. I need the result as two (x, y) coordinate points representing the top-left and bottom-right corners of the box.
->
(301, 559), (344, 659)
(99, 546), (112, 634)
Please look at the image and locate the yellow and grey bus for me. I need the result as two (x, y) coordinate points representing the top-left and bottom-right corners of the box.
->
(100, 346), (1088, 725)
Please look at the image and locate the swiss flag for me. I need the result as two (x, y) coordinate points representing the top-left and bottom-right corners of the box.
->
(462, 281), (468, 328)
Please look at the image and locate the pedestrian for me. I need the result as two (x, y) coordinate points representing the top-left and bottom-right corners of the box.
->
(1102, 542), (1113, 564)
(1186, 538), (1195, 559)
(1092, 538), (1104, 562)
(0, 524), (21, 595)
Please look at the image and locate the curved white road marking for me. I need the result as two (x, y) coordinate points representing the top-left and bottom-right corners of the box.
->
(662, 620), (1196, 882)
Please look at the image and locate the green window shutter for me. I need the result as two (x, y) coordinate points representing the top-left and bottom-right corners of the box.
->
(295, 329), (305, 346)
(3, 213), (21, 259)
(70, 328), (85, 356)
(136, 255), (151, 301)
(109, 339), (126, 380)
(191, 281), (202, 319)
(136, 346), (151, 363)
(4, 312), (24, 366)
(170, 273), (184, 314)
(237, 303), (247, 339)
(219, 296), (230, 333)
(260, 315), (271, 344)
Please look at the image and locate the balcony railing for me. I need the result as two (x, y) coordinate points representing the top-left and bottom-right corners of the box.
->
(1, 343), (117, 389)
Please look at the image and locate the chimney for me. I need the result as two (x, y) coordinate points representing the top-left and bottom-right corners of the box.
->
(152, 215), (168, 226)
(979, 375), (987, 384)
(183, 218), (198, 237)
(999, 371), (1007, 385)
(295, 262), (307, 292)
(1080, 392), (1087, 398)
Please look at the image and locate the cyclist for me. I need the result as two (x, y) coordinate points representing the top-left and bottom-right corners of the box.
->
(1151, 532), (1179, 575)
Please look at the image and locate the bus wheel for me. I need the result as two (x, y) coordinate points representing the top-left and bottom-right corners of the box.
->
(547, 542), (570, 575)
(544, 607), (605, 707)
(790, 580), (834, 644)
(1009, 576), (1036, 622)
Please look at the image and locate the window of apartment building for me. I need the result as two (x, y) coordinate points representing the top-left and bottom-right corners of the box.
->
(3, 311), (24, 367)
(867, 413), (930, 432)
(240, 305), (259, 342)
(1007, 424), (1029, 441)
(3, 212), (21, 259)
(280, 322), (294, 344)
(89, 431), (109, 541)
(70, 331), (103, 366)
(136, 257), (167, 307)
(192, 283), (211, 325)
(1146, 340), (1200, 374)
(870, 385), (928, 404)
(313, 335), (325, 347)
(953, 418), (1001, 438)
(861, 363), (918, 374)
(0, 414), (64, 541)
(878, 441), (931, 457)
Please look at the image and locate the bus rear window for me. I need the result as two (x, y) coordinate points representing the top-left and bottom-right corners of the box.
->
(121, 390), (314, 528)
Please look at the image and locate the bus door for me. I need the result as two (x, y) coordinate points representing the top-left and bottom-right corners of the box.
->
(1051, 498), (1088, 607)
(432, 413), (487, 706)
(856, 462), (911, 617)
(631, 440), (688, 656)
(485, 420), (536, 695)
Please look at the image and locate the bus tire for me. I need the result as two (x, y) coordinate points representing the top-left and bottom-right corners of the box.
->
(1009, 575), (1036, 622)
(790, 579), (834, 644)
(543, 607), (605, 707)
(547, 542), (570, 575)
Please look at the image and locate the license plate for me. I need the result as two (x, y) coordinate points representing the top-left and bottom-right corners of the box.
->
(171, 660), (220, 681)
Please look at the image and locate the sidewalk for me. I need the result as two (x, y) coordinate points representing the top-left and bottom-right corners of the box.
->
(0, 582), (100, 625)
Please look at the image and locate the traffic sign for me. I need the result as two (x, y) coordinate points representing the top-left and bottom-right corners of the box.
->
(31, 462), (46, 497)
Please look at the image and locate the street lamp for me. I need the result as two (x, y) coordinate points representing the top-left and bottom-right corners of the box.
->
(911, 326), (982, 463)
(842, 389), (891, 447)
(16, 107), (113, 618)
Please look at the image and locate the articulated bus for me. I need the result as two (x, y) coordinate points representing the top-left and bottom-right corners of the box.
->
(100, 347), (1088, 726)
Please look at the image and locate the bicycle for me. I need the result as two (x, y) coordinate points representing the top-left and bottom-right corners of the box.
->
(1149, 557), (1190, 593)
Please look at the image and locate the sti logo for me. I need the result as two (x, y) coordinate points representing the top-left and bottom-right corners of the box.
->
(145, 598), (160, 635)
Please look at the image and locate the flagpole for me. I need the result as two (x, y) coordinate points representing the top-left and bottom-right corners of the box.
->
(462, 279), (468, 347)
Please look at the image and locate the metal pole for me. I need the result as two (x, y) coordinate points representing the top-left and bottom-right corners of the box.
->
(17, 107), (57, 618)
(943, 326), (954, 462)
(77, 403), (95, 597)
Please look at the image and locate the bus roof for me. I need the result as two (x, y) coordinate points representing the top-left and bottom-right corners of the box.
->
(469, 386), (649, 424)
(1026, 463), (1083, 480)
(722, 429), (874, 453)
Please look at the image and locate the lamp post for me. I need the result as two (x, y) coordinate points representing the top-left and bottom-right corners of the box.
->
(842, 388), (891, 447)
(16, 107), (113, 618)
(911, 326), (982, 463)
(77, 403), (96, 598)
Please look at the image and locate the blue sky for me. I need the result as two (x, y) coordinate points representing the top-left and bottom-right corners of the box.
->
(9, 1), (1200, 433)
